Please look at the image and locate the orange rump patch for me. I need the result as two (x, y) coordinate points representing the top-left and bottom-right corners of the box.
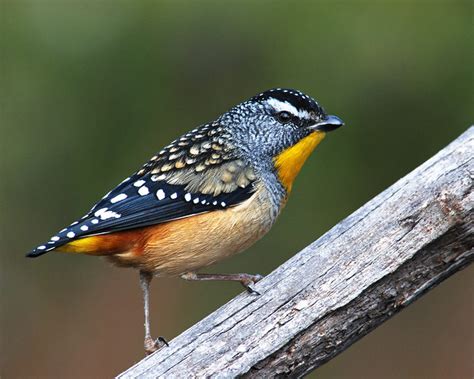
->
(55, 229), (147, 256)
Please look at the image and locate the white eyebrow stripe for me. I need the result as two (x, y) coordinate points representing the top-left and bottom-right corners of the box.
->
(298, 109), (312, 120)
(266, 98), (299, 116)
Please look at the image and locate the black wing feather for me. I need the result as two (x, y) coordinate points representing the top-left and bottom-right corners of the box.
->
(27, 172), (255, 257)
(27, 121), (257, 257)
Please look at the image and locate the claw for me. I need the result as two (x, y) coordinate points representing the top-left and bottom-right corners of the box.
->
(181, 272), (265, 296)
(144, 335), (168, 355)
(157, 336), (169, 347)
(253, 274), (264, 282)
(245, 284), (260, 295)
(240, 274), (263, 295)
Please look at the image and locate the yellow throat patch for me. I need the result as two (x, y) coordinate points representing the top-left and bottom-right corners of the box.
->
(274, 131), (326, 194)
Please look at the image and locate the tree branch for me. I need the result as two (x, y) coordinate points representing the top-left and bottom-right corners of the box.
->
(118, 127), (473, 378)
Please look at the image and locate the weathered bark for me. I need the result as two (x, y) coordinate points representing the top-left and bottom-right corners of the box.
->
(118, 127), (473, 379)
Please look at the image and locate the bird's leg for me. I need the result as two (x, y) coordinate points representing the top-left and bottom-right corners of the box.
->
(139, 270), (168, 355)
(180, 272), (264, 295)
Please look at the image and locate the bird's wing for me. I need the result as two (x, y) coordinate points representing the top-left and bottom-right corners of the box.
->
(28, 122), (257, 256)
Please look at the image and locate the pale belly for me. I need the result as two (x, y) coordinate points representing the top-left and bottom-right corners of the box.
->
(107, 185), (278, 276)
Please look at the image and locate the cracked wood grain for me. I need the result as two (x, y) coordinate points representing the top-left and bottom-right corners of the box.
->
(118, 127), (474, 379)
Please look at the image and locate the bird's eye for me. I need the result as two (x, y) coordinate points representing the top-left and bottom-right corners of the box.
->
(276, 111), (293, 124)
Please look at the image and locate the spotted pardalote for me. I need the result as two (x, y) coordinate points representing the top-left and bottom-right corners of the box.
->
(27, 88), (344, 354)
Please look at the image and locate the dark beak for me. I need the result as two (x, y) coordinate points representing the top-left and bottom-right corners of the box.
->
(309, 115), (344, 132)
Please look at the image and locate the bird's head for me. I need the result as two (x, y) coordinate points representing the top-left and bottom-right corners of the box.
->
(221, 88), (344, 193)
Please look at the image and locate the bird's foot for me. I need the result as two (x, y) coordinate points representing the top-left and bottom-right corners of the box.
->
(144, 335), (168, 355)
(181, 272), (265, 295)
(239, 273), (264, 295)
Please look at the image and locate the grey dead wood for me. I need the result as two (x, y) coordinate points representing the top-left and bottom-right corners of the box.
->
(118, 127), (474, 379)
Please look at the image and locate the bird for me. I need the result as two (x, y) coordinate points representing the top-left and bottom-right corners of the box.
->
(27, 88), (344, 354)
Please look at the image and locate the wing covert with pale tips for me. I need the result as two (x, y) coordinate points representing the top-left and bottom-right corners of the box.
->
(27, 121), (257, 257)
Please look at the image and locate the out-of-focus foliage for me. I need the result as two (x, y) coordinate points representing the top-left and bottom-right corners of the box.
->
(1, 1), (472, 378)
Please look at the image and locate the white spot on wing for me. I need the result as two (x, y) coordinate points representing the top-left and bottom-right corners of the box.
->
(184, 193), (192, 202)
(156, 189), (166, 200)
(134, 180), (146, 187)
(51, 236), (60, 241)
(151, 174), (166, 181)
(80, 225), (89, 231)
(111, 193), (127, 204)
(95, 208), (108, 217)
(138, 186), (150, 196)
(67, 231), (75, 238)
(37, 245), (46, 250)
(193, 197), (199, 204)
(100, 210), (121, 220)
(91, 219), (99, 224)
(170, 192), (178, 199)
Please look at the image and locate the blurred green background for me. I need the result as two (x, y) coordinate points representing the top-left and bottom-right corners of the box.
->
(1, 1), (473, 378)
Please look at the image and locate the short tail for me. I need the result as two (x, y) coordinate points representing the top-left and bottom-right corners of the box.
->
(27, 231), (137, 258)
(26, 245), (56, 258)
